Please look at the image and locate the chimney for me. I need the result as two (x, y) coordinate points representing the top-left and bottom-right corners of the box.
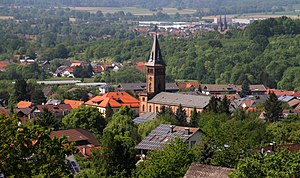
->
(185, 128), (190, 135)
(83, 147), (86, 155)
(169, 125), (174, 133)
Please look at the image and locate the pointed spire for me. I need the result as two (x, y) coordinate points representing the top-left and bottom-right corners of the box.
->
(218, 15), (223, 32)
(146, 35), (165, 67)
(224, 15), (228, 30)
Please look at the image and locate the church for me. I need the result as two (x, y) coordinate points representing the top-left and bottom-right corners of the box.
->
(139, 36), (211, 117)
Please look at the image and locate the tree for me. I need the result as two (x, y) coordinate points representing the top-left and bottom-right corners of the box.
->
(13, 78), (28, 102)
(189, 107), (199, 127)
(91, 113), (138, 177)
(30, 86), (46, 105)
(206, 96), (219, 113)
(62, 106), (106, 135)
(105, 103), (114, 120)
(240, 80), (251, 98)
(230, 149), (300, 178)
(0, 116), (74, 177)
(34, 108), (61, 130)
(117, 105), (137, 119)
(158, 105), (166, 116)
(218, 96), (231, 115)
(264, 92), (283, 122)
(175, 104), (187, 126)
(138, 138), (194, 178)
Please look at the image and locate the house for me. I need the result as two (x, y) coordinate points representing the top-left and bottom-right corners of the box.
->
(258, 143), (300, 155)
(50, 129), (100, 158)
(85, 92), (140, 117)
(288, 98), (300, 109)
(17, 101), (33, 109)
(278, 95), (295, 102)
(233, 95), (268, 109)
(267, 89), (296, 97)
(176, 81), (201, 90)
(33, 104), (72, 119)
(135, 124), (203, 155)
(201, 84), (267, 96)
(184, 163), (233, 178)
(93, 65), (105, 74)
(135, 61), (145, 72)
(64, 100), (84, 109)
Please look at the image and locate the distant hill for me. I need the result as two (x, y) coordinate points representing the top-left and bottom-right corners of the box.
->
(2, 0), (300, 14)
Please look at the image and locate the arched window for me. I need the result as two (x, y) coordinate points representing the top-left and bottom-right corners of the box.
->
(149, 83), (152, 92)
(156, 106), (158, 112)
(142, 105), (145, 112)
(149, 105), (152, 112)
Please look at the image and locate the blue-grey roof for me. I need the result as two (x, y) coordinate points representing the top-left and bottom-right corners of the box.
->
(278, 95), (295, 102)
(148, 92), (210, 108)
(135, 124), (200, 150)
(133, 112), (157, 124)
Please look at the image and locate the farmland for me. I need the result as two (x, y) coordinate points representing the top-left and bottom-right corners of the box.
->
(63, 6), (197, 16)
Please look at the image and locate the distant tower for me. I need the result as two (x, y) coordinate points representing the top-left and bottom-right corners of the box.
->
(218, 15), (223, 32)
(224, 15), (228, 30)
(139, 35), (166, 115)
(145, 35), (166, 96)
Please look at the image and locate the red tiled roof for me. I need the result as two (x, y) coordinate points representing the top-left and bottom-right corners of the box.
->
(293, 90), (300, 97)
(93, 65), (104, 73)
(0, 61), (10, 70)
(267, 89), (295, 97)
(177, 81), (201, 89)
(135, 62), (145, 72)
(37, 104), (72, 113)
(50, 128), (99, 146)
(85, 92), (140, 108)
(64, 99), (84, 109)
(288, 99), (300, 108)
(17, 101), (32, 109)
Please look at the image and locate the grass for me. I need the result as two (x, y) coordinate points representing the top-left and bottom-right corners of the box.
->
(63, 6), (197, 16)
(46, 77), (95, 83)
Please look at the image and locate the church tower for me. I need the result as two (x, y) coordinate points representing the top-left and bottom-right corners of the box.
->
(139, 35), (166, 115)
(218, 15), (223, 32)
(224, 15), (228, 30)
(145, 35), (166, 97)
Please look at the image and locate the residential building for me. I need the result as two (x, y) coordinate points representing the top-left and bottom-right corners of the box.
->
(50, 129), (100, 158)
(64, 99), (84, 109)
(201, 84), (267, 95)
(85, 92), (140, 117)
(135, 124), (204, 155)
(33, 104), (72, 119)
(17, 101), (33, 109)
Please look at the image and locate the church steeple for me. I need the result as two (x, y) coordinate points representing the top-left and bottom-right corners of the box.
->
(224, 15), (228, 30)
(145, 35), (166, 96)
(218, 15), (223, 32)
(146, 35), (165, 67)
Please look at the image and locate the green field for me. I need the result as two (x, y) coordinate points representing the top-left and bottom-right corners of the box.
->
(64, 6), (197, 15)
(46, 77), (95, 83)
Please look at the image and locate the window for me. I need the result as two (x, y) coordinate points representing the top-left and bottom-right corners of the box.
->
(156, 106), (158, 112)
(149, 105), (152, 112)
(142, 105), (145, 112)
(142, 97), (145, 101)
(149, 83), (152, 92)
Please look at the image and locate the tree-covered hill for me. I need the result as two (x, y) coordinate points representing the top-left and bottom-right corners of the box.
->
(1, 0), (299, 14)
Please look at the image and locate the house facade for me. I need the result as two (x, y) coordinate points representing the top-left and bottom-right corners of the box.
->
(85, 92), (140, 117)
